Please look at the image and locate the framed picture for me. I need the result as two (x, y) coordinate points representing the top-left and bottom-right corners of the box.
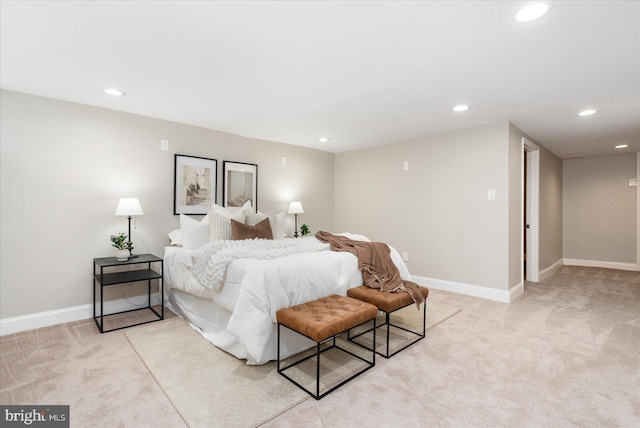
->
(174, 154), (217, 215)
(223, 161), (258, 212)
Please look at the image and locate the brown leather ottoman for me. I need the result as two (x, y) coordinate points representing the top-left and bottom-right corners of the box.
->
(276, 294), (377, 400)
(347, 285), (429, 358)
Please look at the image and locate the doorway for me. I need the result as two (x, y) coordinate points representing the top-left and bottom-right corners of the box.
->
(523, 138), (540, 282)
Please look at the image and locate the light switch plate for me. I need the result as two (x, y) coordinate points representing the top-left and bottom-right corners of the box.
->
(488, 189), (496, 200)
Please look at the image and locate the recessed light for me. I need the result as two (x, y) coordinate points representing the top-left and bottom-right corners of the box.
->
(515, 3), (550, 22)
(615, 144), (629, 149)
(453, 105), (469, 112)
(578, 109), (597, 116)
(104, 88), (126, 96)
(318, 137), (330, 143)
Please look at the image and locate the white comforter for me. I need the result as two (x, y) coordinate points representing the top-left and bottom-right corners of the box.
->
(165, 236), (412, 364)
(187, 237), (331, 291)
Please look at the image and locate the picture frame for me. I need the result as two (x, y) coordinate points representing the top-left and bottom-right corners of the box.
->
(174, 154), (217, 215)
(223, 161), (258, 212)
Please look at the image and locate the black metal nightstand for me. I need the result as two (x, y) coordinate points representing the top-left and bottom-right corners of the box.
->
(93, 254), (164, 333)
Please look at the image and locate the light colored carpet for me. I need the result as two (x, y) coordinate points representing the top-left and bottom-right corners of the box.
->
(262, 266), (640, 427)
(0, 308), (186, 428)
(351, 300), (461, 354)
(5, 266), (636, 427)
(124, 300), (460, 428)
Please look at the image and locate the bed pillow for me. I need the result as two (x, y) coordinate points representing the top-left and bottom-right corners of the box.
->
(179, 213), (210, 250)
(183, 224), (210, 249)
(231, 217), (274, 240)
(210, 205), (246, 240)
(245, 209), (285, 239)
(268, 211), (286, 239)
(167, 229), (183, 246)
(180, 213), (209, 229)
(336, 232), (371, 242)
(245, 209), (267, 226)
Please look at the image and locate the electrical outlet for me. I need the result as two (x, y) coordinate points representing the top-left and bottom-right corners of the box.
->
(160, 139), (169, 151)
(403, 161), (409, 171)
(402, 252), (409, 262)
(488, 189), (496, 200)
(281, 156), (287, 166)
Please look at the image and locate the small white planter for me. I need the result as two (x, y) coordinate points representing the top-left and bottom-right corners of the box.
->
(115, 249), (130, 261)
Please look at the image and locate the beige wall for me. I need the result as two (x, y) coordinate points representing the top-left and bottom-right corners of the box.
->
(336, 122), (563, 295)
(1, 89), (571, 323)
(538, 145), (563, 270)
(335, 123), (511, 291)
(509, 125), (564, 279)
(0, 90), (335, 318)
(563, 153), (637, 264)
(508, 123), (523, 288)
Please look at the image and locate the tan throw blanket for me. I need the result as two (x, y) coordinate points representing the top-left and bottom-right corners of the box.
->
(315, 231), (425, 309)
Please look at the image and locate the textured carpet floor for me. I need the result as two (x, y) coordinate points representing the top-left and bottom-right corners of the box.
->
(0, 309), (186, 427)
(2, 266), (638, 427)
(124, 300), (459, 427)
(0, 298), (458, 427)
(262, 266), (640, 427)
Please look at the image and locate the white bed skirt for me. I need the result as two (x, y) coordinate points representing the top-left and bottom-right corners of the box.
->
(166, 287), (316, 364)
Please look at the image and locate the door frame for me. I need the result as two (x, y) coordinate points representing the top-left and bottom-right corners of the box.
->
(523, 138), (540, 282)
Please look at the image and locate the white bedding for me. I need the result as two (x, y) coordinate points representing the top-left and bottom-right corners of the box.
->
(164, 236), (412, 365)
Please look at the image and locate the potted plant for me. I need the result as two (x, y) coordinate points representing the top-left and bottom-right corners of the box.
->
(110, 233), (131, 261)
(300, 224), (310, 237)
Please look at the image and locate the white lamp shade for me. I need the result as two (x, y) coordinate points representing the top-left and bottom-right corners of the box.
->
(115, 198), (144, 216)
(288, 201), (304, 214)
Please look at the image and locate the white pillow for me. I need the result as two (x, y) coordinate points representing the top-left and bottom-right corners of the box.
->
(267, 211), (285, 239)
(210, 205), (246, 240)
(167, 229), (183, 246)
(245, 210), (267, 226)
(179, 214), (210, 250)
(180, 213), (209, 228)
(183, 223), (210, 250)
(245, 209), (285, 239)
(336, 232), (371, 242)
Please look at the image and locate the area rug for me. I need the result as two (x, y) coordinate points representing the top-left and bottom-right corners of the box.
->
(125, 300), (460, 427)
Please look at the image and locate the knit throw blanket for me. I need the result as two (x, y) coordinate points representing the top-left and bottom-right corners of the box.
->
(315, 231), (425, 308)
(187, 237), (329, 290)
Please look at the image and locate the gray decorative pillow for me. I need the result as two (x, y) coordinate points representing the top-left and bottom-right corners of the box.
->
(231, 217), (274, 240)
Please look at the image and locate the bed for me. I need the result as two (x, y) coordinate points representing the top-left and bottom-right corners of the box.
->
(163, 205), (412, 365)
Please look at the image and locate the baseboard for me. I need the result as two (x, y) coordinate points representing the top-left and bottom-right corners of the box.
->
(563, 258), (638, 272)
(539, 259), (563, 281)
(0, 293), (162, 336)
(412, 275), (519, 303)
(509, 282), (524, 302)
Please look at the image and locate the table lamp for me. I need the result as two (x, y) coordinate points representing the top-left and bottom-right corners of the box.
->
(115, 198), (144, 257)
(288, 201), (304, 238)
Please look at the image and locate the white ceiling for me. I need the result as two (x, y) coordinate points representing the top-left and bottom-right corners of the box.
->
(1, 1), (638, 157)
